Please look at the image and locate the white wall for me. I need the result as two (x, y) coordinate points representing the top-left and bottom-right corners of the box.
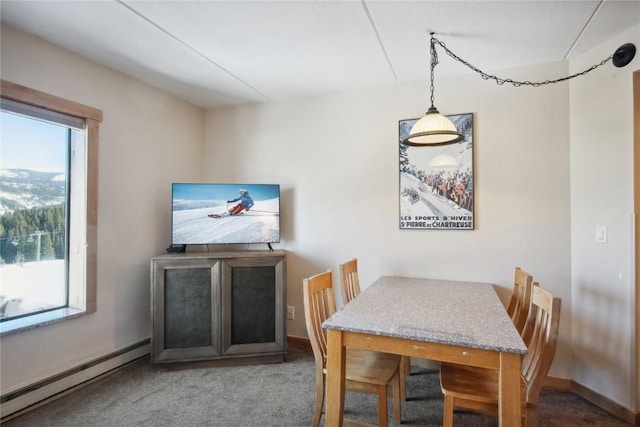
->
(0, 25), (205, 393)
(569, 24), (640, 410)
(204, 59), (574, 378)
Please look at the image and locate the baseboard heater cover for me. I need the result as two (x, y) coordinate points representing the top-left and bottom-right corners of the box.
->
(0, 339), (150, 420)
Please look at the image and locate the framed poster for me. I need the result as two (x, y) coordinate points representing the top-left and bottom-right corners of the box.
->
(399, 113), (474, 230)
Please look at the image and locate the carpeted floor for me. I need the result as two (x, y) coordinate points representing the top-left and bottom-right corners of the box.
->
(2, 343), (631, 426)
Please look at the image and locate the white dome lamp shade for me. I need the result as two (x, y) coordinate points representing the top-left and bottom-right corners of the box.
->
(403, 106), (464, 146)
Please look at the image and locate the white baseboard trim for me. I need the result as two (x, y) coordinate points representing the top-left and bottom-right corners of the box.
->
(0, 339), (150, 420)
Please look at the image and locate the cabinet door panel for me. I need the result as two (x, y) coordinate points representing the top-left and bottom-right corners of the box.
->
(165, 268), (212, 348)
(151, 258), (221, 362)
(230, 265), (276, 344)
(222, 256), (286, 355)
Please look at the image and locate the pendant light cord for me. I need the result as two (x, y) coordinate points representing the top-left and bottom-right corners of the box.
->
(429, 35), (439, 109)
(431, 35), (614, 87)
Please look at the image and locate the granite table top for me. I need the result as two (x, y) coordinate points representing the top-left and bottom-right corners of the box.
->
(322, 275), (527, 354)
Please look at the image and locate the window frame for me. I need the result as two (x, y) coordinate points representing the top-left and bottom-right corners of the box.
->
(0, 80), (102, 335)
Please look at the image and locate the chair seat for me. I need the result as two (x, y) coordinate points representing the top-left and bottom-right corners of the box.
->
(345, 349), (402, 385)
(440, 363), (525, 406)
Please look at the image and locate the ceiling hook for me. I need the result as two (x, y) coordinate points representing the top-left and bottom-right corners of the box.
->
(612, 43), (636, 68)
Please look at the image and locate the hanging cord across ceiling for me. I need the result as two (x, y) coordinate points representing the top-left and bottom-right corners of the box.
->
(431, 35), (636, 87)
(402, 33), (636, 147)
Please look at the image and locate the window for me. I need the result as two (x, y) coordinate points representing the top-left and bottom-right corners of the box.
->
(0, 81), (102, 335)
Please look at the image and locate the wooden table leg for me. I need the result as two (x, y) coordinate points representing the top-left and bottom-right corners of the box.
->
(326, 329), (346, 427)
(498, 351), (522, 426)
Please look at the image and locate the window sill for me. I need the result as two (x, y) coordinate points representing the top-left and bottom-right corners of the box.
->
(0, 307), (86, 337)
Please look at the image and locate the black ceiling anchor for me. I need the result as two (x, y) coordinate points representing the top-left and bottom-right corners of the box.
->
(613, 43), (636, 68)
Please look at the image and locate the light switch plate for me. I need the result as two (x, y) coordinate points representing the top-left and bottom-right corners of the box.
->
(595, 224), (607, 244)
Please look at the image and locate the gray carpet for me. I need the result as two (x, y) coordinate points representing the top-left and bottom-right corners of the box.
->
(3, 343), (630, 426)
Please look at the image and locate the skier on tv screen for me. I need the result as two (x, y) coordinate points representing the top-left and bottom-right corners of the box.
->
(227, 188), (254, 215)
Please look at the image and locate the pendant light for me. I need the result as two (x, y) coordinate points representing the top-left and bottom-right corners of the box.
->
(402, 33), (636, 147)
(402, 33), (464, 147)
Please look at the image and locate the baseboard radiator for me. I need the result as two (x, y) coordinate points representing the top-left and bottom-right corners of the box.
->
(0, 339), (150, 421)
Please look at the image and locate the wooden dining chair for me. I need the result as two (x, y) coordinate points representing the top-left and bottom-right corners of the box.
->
(439, 283), (561, 427)
(303, 270), (402, 427)
(339, 258), (409, 400)
(507, 266), (534, 334)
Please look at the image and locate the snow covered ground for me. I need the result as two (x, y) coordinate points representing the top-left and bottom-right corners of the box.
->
(0, 259), (65, 317)
(172, 198), (280, 244)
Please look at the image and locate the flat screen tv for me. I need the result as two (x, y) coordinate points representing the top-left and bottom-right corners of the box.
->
(171, 183), (280, 245)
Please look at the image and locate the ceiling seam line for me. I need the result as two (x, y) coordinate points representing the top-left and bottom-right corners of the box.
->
(115, 0), (271, 103)
(361, 0), (399, 82)
(564, 0), (604, 59)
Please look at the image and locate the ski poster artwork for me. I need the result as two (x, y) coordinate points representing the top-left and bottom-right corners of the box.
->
(399, 113), (474, 230)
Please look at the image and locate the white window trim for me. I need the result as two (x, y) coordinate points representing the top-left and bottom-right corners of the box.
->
(0, 80), (102, 336)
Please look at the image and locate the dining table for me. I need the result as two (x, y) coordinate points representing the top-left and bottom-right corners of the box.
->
(322, 275), (528, 426)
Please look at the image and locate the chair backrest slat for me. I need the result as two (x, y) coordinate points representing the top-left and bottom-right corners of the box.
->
(339, 258), (360, 305)
(508, 267), (534, 334)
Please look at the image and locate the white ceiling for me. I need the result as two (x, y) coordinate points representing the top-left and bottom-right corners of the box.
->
(1, 1), (639, 110)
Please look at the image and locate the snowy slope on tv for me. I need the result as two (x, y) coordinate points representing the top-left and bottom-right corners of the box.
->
(172, 198), (280, 244)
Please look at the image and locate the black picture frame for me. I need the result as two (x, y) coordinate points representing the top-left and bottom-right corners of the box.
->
(399, 113), (474, 230)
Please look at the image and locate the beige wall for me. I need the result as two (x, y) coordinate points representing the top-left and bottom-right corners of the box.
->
(569, 24), (640, 410)
(0, 25), (205, 393)
(204, 60), (573, 378)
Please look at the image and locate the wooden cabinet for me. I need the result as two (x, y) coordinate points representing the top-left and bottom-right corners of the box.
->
(150, 251), (286, 366)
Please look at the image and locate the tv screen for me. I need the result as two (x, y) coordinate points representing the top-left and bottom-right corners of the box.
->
(172, 183), (280, 245)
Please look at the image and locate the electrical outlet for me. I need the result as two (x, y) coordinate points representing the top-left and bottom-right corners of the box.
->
(287, 306), (295, 320)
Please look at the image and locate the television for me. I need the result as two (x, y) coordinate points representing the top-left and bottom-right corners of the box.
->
(171, 183), (280, 245)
